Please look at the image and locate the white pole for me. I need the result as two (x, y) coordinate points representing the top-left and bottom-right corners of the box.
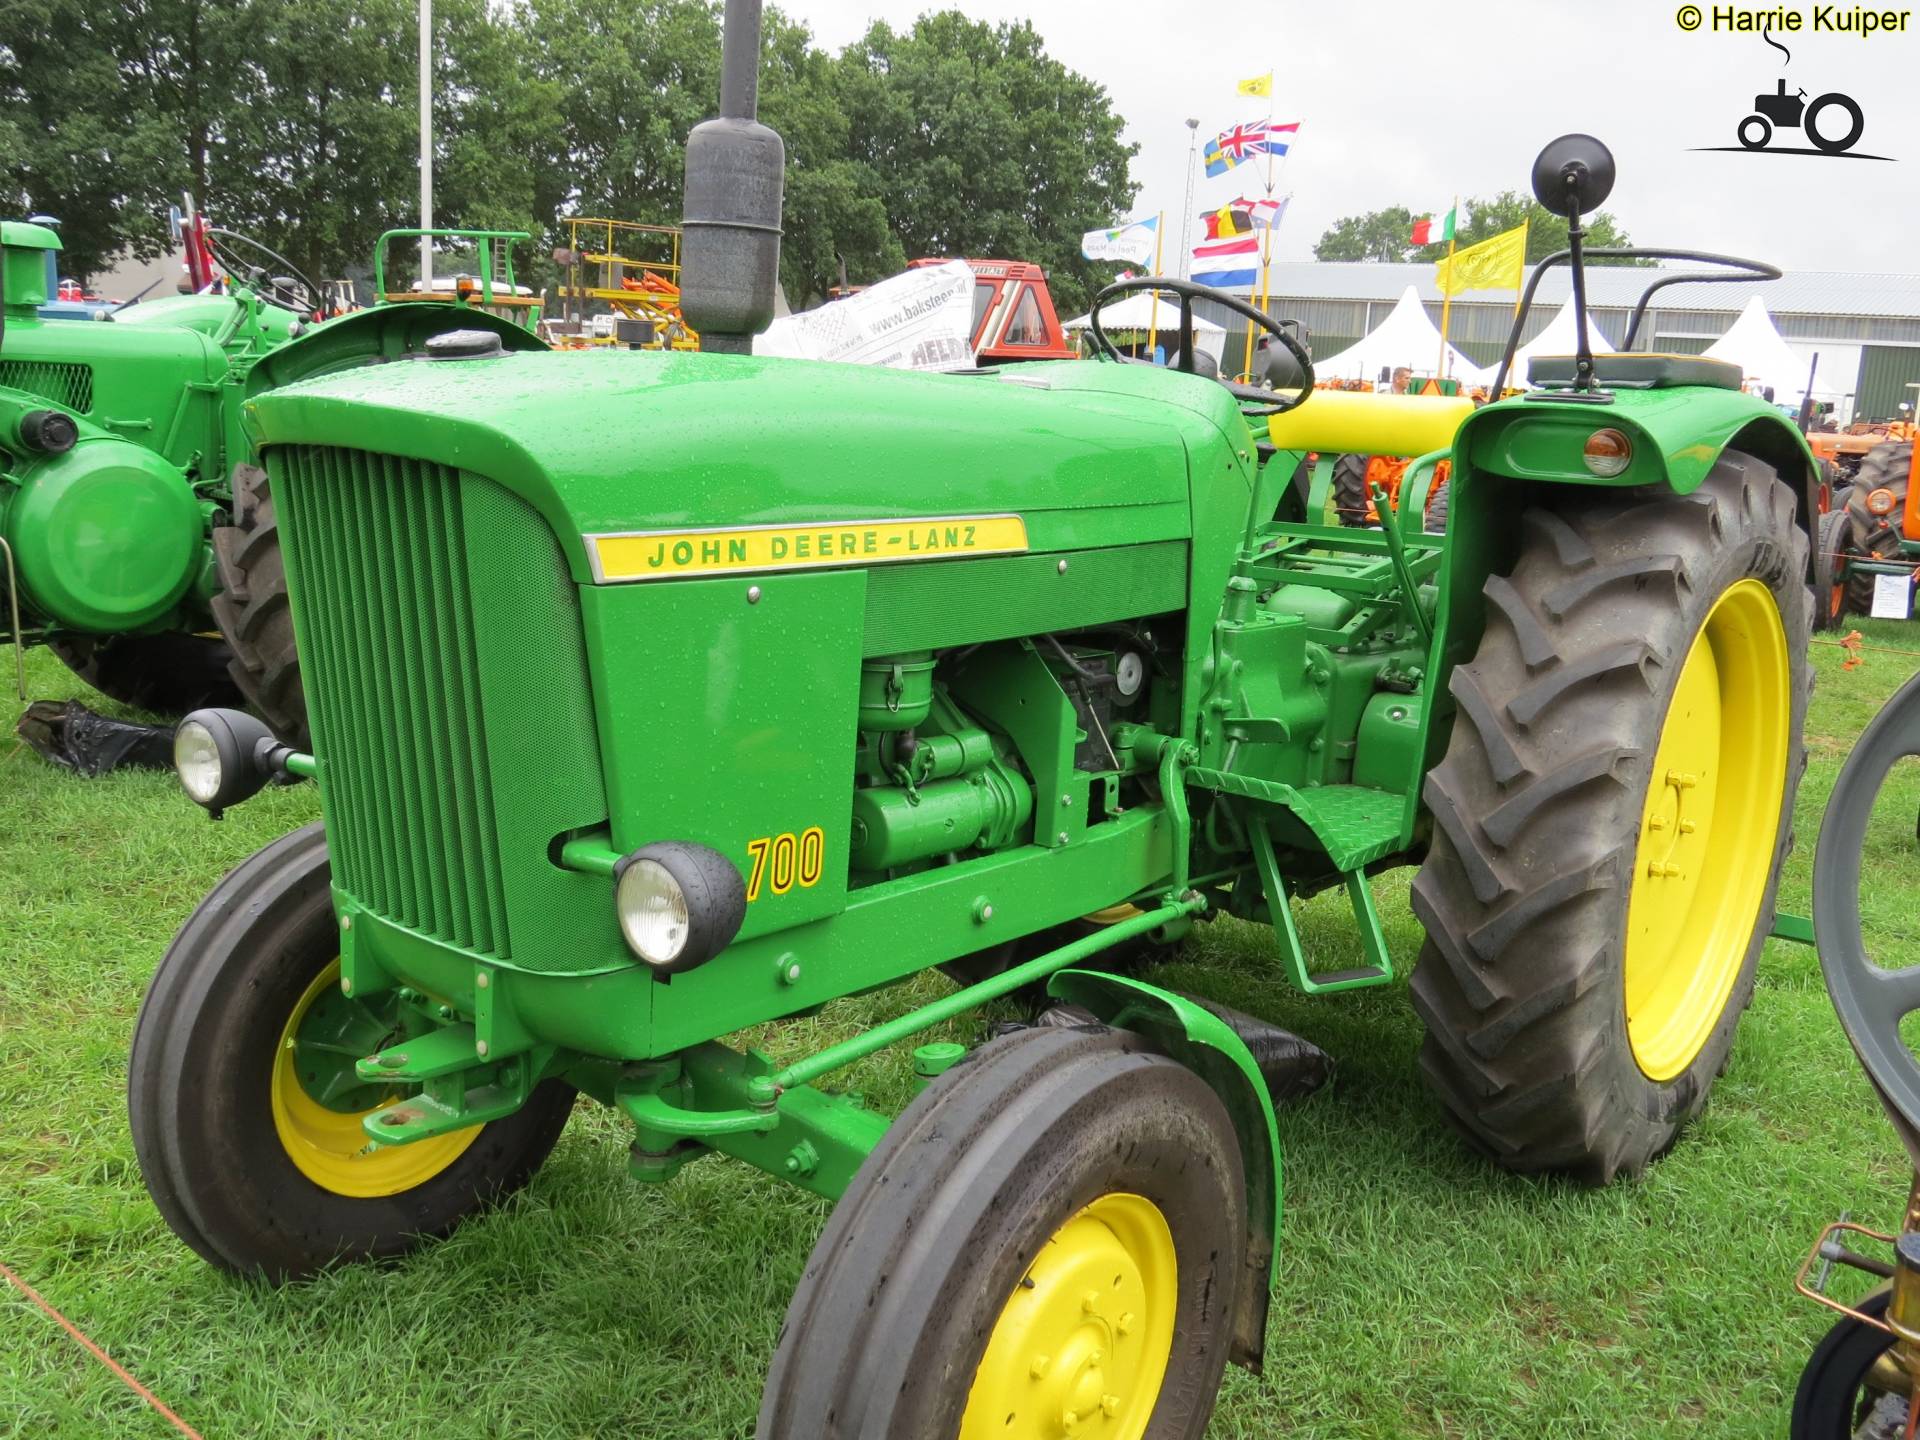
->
(1178, 118), (1200, 280)
(419, 0), (433, 288)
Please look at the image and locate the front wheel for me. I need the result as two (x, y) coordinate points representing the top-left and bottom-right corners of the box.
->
(1814, 506), (1852, 630)
(1411, 452), (1810, 1182)
(1739, 114), (1773, 150)
(1791, 1291), (1906, 1438)
(759, 1025), (1248, 1439)
(129, 822), (573, 1279)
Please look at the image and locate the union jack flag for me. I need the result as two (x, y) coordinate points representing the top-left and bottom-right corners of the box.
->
(1204, 121), (1301, 178)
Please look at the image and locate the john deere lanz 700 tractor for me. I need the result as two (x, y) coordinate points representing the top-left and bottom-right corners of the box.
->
(0, 220), (541, 743)
(129, 31), (1818, 1429)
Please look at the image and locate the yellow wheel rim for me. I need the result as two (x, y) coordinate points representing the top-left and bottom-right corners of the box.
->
(270, 959), (480, 1198)
(959, 1193), (1176, 1440)
(1623, 578), (1791, 1081)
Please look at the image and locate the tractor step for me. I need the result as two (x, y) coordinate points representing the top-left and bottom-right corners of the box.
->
(1184, 772), (1405, 871)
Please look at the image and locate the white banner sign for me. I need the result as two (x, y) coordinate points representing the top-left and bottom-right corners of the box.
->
(757, 260), (977, 372)
(1081, 217), (1159, 265)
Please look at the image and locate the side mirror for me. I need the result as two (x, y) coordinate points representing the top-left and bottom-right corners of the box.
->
(1530, 133), (1617, 216)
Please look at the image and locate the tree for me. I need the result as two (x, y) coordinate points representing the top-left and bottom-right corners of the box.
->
(1316, 192), (1645, 267)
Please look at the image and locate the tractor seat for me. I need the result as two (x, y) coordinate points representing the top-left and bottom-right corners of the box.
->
(1528, 353), (1743, 391)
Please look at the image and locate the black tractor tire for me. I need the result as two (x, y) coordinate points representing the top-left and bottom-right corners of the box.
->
(759, 1025), (1246, 1440)
(46, 631), (241, 715)
(1425, 476), (1450, 534)
(1844, 442), (1912, 618)
(1409, 451), (1810, 1183)
(1813, 506), (1851, 631)
(1332, 453), (1373, 526)
(129, 821), (574, 1280)
(210, 463), (309, 747)
(1791, 1290), (1903, 1439)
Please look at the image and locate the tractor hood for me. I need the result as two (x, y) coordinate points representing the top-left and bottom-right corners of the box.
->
(246, 349), (1248, 583)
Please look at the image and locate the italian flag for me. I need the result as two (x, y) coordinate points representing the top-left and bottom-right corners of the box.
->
(1411, 207), (1457, 246)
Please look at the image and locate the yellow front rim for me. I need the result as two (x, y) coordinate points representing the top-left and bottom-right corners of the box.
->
(959, 1193), (1177, 1440)
(1623, 578), (1791, 1081)
(270, 959), (480, 1198)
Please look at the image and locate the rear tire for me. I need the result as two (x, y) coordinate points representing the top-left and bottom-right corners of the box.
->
(210, 463), (309, 746)
(47, 631), (240, 715)
(1410, 452), (1810, 1182)
(1844, 443), (1912, 618)
(1332, 453), (1372, 527)
(129, 822), (573, 1279)
(1425, 477), (1450, 535)
(759, 1025), (1246, 1440)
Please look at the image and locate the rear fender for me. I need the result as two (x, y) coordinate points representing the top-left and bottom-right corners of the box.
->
(1045, 967), (1281, 1373)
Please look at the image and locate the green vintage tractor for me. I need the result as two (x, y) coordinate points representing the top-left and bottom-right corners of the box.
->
(0, 219), (543, 743)
(127, 34), (1817, 1430)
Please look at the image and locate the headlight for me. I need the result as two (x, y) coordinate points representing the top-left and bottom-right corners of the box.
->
(1582, 428), (1633, 478)
(1868, 487), (1899, 517)
(612, 841), (748, 974)
(173, 707), (287, 818)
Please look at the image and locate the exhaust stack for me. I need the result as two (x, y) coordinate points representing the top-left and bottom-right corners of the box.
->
(680, 0), (785, 354)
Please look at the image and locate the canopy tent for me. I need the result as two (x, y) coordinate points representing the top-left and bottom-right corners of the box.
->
(1509, 297), (1616, 383)
(1704, 295), (1812, 403)
(1312, 287), (1489, 387)
(1063, 292), (1226, 337)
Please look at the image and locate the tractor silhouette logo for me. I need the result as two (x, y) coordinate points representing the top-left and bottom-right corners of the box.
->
(1740, 79), (1863, 153)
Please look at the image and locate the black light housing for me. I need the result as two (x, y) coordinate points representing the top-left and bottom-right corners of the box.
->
(612, 840), (748, 974)
(173, 707), (295, 819)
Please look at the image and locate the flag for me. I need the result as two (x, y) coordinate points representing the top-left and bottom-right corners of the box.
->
(1235, 195), (1289, 230)
(1203, 120), (1301, 177)
(1434, 221), (1529, 296)
(1411, 205), (1457, 247)
(1237, 71), (1273, 97)
(1081, 215), (1159, 265)
(1203, 201), (1254, 240)
(1191, 234), (1261, 289)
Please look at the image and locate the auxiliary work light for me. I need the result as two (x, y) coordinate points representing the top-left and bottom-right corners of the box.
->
(1867, 487), (1899, 518)
(612, 841), (748, 973)
(173, 708), (297, 819)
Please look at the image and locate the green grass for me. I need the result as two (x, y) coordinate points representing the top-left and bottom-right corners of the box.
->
(1, 625), (1915, 1439)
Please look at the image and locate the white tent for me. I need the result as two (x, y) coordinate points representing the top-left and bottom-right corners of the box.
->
(1705, 295), (1813, 403)
(1064, 292), (1225, 337)
(1510, 298), (1615, 384)
(1312, 287), (1489, 387)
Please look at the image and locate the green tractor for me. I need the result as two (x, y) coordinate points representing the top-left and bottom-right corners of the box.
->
(0, 219), (543, 743)
(127, 17), (1818, 1427)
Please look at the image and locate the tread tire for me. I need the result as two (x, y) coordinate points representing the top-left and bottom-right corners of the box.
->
(129, 822), (573, 1279)
(210, 463), (308, 746)
(46, 631), (241, 715)
(1844, 442), (1911, 619)
(1409, 451), (1810, 1183)
(1790, 1289), (1898, 1438)
(1332, 453), (1372, 527)
(1814, 506), (1850, 630)
(758, 1025), (1246, 1440)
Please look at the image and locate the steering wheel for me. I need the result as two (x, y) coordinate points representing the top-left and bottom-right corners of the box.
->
(205, 229), (331, 317)
(1086, 276), (1314, 416)
(1813, 668), (1920, 1163)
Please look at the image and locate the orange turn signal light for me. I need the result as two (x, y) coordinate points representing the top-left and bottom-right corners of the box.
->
(1583, 428), (1633, 478)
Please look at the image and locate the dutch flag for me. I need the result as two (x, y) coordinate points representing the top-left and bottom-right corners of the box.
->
(1190, 234), (1261, 289)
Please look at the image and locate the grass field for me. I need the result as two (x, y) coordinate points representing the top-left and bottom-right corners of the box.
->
(1, 625), (1916, 1440)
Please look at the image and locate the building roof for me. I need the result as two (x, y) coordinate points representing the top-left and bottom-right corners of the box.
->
(1232, 261), (1920, 320)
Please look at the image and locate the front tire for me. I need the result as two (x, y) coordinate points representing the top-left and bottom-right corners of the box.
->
(129, 822), (573, 1279)
(1791, 1290), (1905, 1439)
(1814, 506), (1852, 630)
(759, 1025), (1247, 1439)
(1410, 452), (1810, 1182)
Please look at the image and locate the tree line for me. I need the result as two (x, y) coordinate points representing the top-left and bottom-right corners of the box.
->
(1313, 192), (1646, 266)
(0, 0), (1139, 312)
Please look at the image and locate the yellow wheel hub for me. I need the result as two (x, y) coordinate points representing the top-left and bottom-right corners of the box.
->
(270, 959), (479, 1198)
(960, 1193), (1176, 1440)
(1624, 578), (1790, 1081)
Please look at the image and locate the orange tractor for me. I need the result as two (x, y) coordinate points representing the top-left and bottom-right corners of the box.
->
(1322, 376), (1478, 529)
(1819, 434), (1920, 626)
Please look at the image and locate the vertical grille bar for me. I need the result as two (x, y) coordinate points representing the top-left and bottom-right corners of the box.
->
(274, 446), (512, 959)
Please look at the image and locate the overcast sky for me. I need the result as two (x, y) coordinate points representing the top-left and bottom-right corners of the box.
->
(784, 0), (1918, 274)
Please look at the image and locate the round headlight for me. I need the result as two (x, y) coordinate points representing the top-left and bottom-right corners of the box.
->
(611, 841), (749, 974)
(1868, 487), (1899, 517)
(1583, 428), (1633, 478)
(174, 719), (225, 805)
(616, 858), (690, 966)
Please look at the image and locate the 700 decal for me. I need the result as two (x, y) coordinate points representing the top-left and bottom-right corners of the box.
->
(745, 827), (826, 901)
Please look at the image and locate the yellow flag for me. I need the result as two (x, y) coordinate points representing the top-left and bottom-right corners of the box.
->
(1434, 221), (1529, 296)
(1237, 71), (1273, 98)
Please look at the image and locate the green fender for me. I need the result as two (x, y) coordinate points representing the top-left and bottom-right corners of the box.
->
(1045, 967), (1281, 1373)
(244, 304), (548, 400)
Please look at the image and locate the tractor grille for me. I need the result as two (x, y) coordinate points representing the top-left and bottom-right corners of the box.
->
(276, 447), (512, 959)
(0, 360), (92, 413)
